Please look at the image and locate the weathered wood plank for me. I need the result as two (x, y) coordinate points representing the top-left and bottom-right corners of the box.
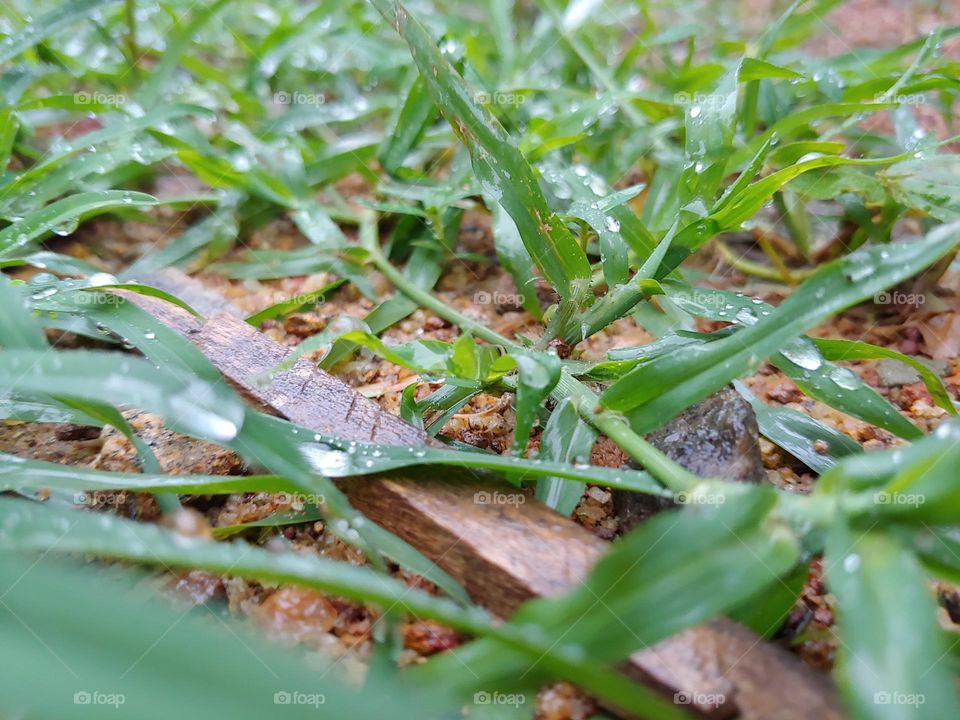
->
(121, 269), (843, 720)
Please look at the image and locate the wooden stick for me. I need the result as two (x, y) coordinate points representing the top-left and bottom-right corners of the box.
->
(122, 269), (842, 720)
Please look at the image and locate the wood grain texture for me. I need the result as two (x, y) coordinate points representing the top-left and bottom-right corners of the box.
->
(120, 269), (843, 720)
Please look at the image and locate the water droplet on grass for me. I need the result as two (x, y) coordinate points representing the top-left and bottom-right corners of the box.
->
(52, 217), (79, 236)
(88, 272), (117, 287)
(781, 346), (823, 371)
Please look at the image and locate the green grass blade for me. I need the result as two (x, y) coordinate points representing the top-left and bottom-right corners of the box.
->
(534, 397), (598, 514)
(0, 496), (491, 638)
(135, 0), (232, 108)
(735, 381), (862, 474)
(369, 0), (591, 298)
(825, 523), (960, 718)
(0, 555), (442, 720)
(814, 337), (957, 415)
(0, 0), (120, 63)
(0, 191), (156, 257)
(0, 276), (47, 350)
(602, 222), (960, 429)
(0, 452), (291, 496)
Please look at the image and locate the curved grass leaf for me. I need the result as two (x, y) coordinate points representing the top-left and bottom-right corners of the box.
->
(212, 506), (326, 539)
(869, 423), (960, 525)
(246, 279), (345, 326)
(488, 201), (543, 319)
(680, 65), (738, 209)
(814, 337), (957, 415)
(0, 395), (102, 424)
(602, 222), (960, 433)
(123, 210), (239, 278)
(320, 247), (441, 368)
(547, 485), (799, 659)
(666, 282), (923, 439)
(0, 302), (470, 602)
(735, 381), (862, 474)
(668, 152), (912, 270)
(882, 155), (960, 222)
(52, 397), (166, 476)
(0, 191), (157, 257)
(231, 411), (471, 604)
(727, 102), (896, 170)
(0, 349), (245, 443)
(379, 72), (438, 175)
(816, 421), (960, 495)
(774, 343), (922, 441)
(0, 498), (685, 720)
(512, 350), (561, 453)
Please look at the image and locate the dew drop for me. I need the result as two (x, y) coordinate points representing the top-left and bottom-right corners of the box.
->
(88, 272), (117, 287)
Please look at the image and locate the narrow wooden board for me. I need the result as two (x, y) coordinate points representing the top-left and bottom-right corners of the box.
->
(122, 269), (843, 720)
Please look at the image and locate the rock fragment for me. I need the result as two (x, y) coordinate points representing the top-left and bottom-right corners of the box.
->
(613, 387), (765, 533)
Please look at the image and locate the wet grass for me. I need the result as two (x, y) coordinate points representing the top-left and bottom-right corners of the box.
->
(1, 1), (960, 718)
